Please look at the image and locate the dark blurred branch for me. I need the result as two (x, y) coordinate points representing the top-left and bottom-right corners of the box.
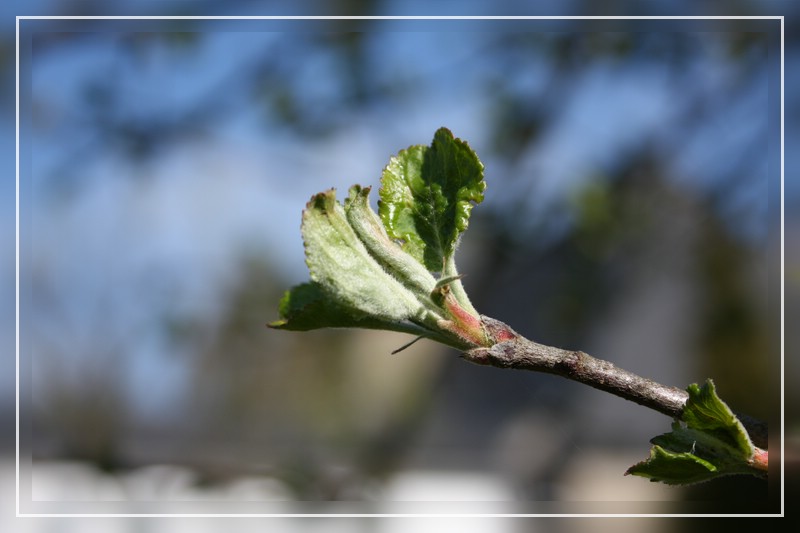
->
(464, 316), (769, 451)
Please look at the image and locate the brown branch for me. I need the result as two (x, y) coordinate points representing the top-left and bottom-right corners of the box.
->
(464, 316), (768, 450)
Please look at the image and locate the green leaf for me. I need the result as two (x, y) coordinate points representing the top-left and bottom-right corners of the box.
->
(379, 127), (486, 273)
(681, 381), (754, 457)
(626, 380), (764, 485)
(269, 281), (358, 330)
(626, 445), (719, 486)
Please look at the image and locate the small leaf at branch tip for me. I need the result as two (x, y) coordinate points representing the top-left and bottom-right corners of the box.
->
(628, 379), (764, 485)
(625, 445), (719, 486)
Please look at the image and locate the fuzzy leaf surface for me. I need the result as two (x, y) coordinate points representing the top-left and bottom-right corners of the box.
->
(291, 189), (425, 325)
(270, 281), (428, 335)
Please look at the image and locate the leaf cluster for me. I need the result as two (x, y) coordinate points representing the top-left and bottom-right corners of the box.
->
(626, 380), (765, 485)
(270, 128), (489, 349)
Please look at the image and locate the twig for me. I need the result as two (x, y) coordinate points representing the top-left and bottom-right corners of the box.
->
(464, 316), (768, 450)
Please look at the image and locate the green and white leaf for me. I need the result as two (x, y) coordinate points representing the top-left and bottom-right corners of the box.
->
(273, 189), (429, 326)
(271, 281), (430, 336)
(344, 185), (438, 301)
(626, 380), (763, 485)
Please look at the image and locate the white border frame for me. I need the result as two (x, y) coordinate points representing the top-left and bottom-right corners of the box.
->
(15, 14), (785, 519)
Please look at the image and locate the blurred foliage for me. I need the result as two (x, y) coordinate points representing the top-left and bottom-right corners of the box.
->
(694, 215), (770, 416)
(32, 348), (129, 472)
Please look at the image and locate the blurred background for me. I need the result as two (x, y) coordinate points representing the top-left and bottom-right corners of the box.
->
(2, 0), (797, 531)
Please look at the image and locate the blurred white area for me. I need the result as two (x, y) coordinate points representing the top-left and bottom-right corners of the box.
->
(26, 459), (516, 505)
(29, 461), (293, 502)
(2, 455), (682, 532)
(381, 470), (515, 503)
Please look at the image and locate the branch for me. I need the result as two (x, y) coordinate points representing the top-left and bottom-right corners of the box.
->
(272, 128), (768, 484)
(465, 316), (768, 451)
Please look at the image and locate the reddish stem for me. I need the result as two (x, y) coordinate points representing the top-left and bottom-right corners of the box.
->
(750, 447), (769, 472)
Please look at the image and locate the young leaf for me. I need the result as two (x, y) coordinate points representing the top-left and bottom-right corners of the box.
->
(270, 281), (431, 336)
(681, 381), (754, 457)
(296, 189), (425, 323)
(626, 380), (765, 485)
(344, 185), (438, 300)
(626, 445), (720, 486)
(379, 127), (486, 273)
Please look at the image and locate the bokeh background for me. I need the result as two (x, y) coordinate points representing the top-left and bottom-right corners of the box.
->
(3, 1), (797, 531)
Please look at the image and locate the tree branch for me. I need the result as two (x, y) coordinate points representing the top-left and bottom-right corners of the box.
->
(465, 316), (768, 450)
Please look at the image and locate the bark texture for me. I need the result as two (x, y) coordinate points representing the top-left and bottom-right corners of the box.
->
(464, 316), (768, 450)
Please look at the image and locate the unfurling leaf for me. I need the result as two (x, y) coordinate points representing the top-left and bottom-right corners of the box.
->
(379, 127), (485, 274)
(379, 127), (485, 314)
(270, 188), (442, 337)
(301, 189), (424, 322)
(344, 185), (437, 300)
(626, 380), (765, 485)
